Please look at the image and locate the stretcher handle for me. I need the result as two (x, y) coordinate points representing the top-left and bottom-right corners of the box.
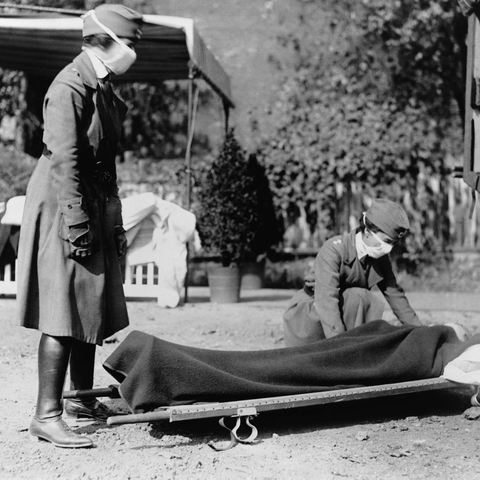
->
(107, 410), (171, 426)
(63, 384), (121, 399)
(471, 387), (480, 407)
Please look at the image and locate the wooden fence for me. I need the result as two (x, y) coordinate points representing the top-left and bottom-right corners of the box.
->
(282, 174), (480, 253)
(0, 259), (165, 303)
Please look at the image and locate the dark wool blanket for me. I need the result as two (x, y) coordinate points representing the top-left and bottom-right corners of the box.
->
(103, 321), (480, 414)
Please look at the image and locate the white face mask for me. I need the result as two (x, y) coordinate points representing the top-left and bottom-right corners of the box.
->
(360, 230), (393, 258)
(85, 10), (137, 75)
(358, 213), (394, 259)
(102, 41), (137, 75)
(361, 229), (393, 259)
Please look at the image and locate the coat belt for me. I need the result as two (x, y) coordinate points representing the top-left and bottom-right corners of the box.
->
(42, 145), (113, 185)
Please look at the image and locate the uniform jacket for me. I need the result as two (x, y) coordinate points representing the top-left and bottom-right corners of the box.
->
(17, 51), (129, 345)
(310, 229), (421, 338)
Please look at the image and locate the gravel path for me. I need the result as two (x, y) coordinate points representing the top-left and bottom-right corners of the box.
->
(1, 289), (479, 480)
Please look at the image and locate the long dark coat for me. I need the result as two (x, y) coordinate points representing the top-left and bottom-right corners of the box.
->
(17, 51), (129, 345)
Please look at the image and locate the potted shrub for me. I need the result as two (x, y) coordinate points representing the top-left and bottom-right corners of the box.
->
(196, 129), (260, 302)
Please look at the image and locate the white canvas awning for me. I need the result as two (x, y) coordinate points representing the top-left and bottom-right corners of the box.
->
(0, 13), (234, 107)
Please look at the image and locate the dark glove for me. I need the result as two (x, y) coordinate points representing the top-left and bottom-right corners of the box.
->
(68, 222), (93, 258)
(114, 225), (127, 259)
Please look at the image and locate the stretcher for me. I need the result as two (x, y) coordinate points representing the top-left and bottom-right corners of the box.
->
(64, 378), (480, 450)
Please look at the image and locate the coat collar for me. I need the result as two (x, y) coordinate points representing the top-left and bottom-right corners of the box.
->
(343, 229), (359, 265)
(71, 50), (127, 149)
(72, 50), (99, 90)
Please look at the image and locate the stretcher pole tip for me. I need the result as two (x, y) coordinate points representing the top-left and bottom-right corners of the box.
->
(107, 410), (171, 426)
(470, 387), (480, 407)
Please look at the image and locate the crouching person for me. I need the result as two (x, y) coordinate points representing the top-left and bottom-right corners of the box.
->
(283, 199), (421, 347)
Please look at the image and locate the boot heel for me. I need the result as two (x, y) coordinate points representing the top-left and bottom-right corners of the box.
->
(29, 434), (42, 443)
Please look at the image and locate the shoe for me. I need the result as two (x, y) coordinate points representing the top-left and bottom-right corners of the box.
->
(30, 415), (93, 448)
(64, 398), (115, 422)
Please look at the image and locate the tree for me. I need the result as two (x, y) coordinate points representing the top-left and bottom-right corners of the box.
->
(195, 130), (260, 267)
(258, 0), (466, 264)
(117, 81), (213, 160)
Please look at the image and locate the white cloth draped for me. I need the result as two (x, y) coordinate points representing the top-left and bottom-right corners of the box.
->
(121, 192), (196, 308)
(2, 193), (195, 308)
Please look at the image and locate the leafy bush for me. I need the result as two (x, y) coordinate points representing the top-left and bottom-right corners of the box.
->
(117, 80), (214, 160)
(0, 145), (36, 203)
(257, 0), (465, 268)
(116, 157), (186, 202)
(195, 129), (260, 267)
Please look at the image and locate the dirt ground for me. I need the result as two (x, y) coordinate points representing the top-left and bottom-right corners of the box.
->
(1, 288), (480, 480)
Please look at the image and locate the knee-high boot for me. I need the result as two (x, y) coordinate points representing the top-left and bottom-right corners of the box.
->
(69, 340), (96, 391)
(64, 340), (114, 422)
(29, 334), (93, 448)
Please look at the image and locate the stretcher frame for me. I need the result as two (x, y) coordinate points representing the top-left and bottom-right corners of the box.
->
(64, 378), (480, 449)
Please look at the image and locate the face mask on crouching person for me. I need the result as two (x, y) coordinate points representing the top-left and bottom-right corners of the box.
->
(356, 199), (410, 260)
(359, 214), (394, 259)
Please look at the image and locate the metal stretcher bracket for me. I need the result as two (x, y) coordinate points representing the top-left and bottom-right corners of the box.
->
(209, 408), (259, 451)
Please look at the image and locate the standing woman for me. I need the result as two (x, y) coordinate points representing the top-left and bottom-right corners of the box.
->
(17, 4), (143, 448)
(283, 199), (422, 347)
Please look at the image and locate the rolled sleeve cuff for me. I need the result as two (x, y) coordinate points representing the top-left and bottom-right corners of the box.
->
(59, 197), (89, 227)
(313, 303), (345, 338)
(321, 322), (345, 339)
(403, 314), (422, 327)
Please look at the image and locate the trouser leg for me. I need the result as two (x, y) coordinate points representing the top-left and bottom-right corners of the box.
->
(283, 288), (325, 347)
(342, 287), (385, 330)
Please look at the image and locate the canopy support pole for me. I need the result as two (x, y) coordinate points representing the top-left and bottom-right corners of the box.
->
(184, 64), (199, 304)
(223, 99), (230, 133)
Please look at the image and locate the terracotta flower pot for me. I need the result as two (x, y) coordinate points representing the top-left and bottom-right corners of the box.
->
(207, 266), (241, 303)
(241, 260), (265, 290)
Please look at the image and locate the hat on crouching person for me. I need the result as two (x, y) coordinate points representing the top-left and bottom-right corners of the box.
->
(365, 199), (410, 240)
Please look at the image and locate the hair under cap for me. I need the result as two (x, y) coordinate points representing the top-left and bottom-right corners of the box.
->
(83, 4), (143, 40)
(365, 198), (410, 240)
